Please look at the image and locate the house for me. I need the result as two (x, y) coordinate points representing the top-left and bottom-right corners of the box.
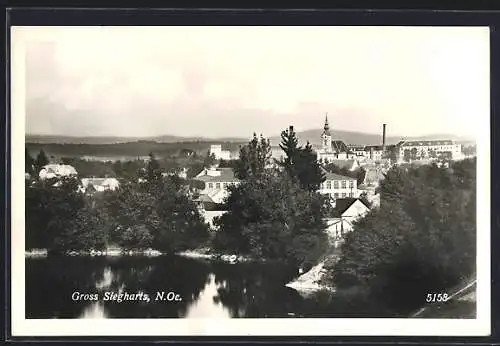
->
(39, 164), (77, 180)
(193, 194), (227, 231)
(193, 167), (240, 204)
(324, 198), (370, 240)
(80, 177), (120, 193)
(318, 168), (359, 200)
(209, 144), (231, 160)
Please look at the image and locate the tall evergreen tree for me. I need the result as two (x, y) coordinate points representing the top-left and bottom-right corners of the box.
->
(295, 141), (325, 192)
(25, 148), (34, 175)
(279, 126), (300, 176)
(145, 152), (162, 182)
(34, 149), (49, 174)
(234, 133), (271, 180)
(279, 127), (324, 191)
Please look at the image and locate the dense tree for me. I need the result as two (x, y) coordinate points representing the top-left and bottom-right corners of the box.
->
(25, 177), (106, 253)
(410, 148), (418, 161)
(104, 163), (209, 252)
(203, 150), (217, 167)
(234, 133), (271, 180)
(213, 170), (329, 269)
(279, 127), (324, 191)
(145, 152), (162, 182)
(403, 149), (411, 163)
(328, 159), (476, 314)
(34, 149), (49, 175)
(25, 148), (34, 175)
(279, 126), (300, 175)
(295, 142), (325, 191)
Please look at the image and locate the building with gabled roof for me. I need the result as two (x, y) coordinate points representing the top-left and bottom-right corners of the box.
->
(324, 198), (370, 241)
(193, 167), (240, 203)
(318, 168), (359, 201)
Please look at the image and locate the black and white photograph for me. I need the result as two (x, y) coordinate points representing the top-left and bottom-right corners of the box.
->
(10, 25), (490, 336)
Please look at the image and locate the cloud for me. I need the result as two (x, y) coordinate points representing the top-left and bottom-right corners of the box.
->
(19, 26), (489, 139)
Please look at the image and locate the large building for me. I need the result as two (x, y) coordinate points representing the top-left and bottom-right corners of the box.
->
(193, 167), (240, 204)
(209, 144), (231, 161)
(318, 168), (359, 200)
(395, 140), (463, 162)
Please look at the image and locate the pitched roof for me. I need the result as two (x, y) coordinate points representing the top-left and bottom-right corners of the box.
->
(331, 140), (349, 152)
(398, 140), (454, 147)
(194, 167), (240, 183)
(331, 198), (369, 217)
(321, 167), (356, 181)
(328, 159), (357, 170)
(364, 145), (385, 151)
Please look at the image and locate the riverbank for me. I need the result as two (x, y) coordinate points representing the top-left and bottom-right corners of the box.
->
(177, 248), (261, 263)
(285, 245), (342, 294)
(25, 247), (257, 264)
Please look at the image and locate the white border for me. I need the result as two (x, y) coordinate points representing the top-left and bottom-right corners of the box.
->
(10, 26), (491, 337)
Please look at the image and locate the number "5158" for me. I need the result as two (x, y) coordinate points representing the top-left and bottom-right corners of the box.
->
(426, 293), (449, 303)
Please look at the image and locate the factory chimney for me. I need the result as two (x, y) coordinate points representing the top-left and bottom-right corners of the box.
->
(289, 125), (294, 134)
(382, 124), (387, 151)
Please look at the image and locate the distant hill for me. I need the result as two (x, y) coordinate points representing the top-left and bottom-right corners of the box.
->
(272, 129), (475, 146)
(25, 134), (249, 145)
(26, 130), (475, 147)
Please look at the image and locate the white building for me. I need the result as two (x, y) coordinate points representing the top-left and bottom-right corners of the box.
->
(39, 164), (77, 180)
(80, 177), (120, 193)
(318, 168), (359, 200)
(396, 140), (463, 162)
(324, 198), (370, 241)
(194, 167), (240, 204)
(209, 144), (231, 161)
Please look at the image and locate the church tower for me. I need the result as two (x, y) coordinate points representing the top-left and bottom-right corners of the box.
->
(321, 113), (332, 152)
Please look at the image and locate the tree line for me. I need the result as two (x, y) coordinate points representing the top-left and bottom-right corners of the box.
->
(25, 152), (210, 254)
(323, 158), (477, 315)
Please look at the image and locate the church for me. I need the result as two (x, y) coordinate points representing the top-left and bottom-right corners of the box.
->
(316, 114), (351, 163)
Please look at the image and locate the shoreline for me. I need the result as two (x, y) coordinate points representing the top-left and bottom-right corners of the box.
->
(25, 248), (257, 264)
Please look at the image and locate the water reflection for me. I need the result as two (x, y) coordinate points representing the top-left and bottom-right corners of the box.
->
(26, 256), (341, 319)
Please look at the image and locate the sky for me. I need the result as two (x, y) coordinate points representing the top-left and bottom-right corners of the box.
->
(16, 26), (489, 139)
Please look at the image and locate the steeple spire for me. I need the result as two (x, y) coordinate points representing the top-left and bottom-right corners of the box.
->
(323, 112), (330, 135)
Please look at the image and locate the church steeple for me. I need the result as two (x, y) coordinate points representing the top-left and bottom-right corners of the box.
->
(323, 113), (330, 135)
(321, 112), (332, 152)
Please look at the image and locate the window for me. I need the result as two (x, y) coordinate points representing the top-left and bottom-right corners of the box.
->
(334, 193), (339, 199)
(223, 183), (227, 188)
(349, 193), (353, 198)
(349, 181), (354, 188)
(215, 183), (221, 189)
(342, 181), (347, 188)
(342, 193), (347, 198)
(326, 181), (331, 189)
(208, 183), (213, 188)
(333, 181), (339, 189)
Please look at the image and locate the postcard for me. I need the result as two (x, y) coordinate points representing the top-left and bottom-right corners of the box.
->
(10, 25), (490, 336)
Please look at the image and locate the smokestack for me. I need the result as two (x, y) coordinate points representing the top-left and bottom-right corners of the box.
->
(382, 124), (387, 151)
(289, 125), (294, 133)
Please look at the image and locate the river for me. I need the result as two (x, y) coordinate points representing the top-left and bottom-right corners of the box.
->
(26, 255), (349, 319)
